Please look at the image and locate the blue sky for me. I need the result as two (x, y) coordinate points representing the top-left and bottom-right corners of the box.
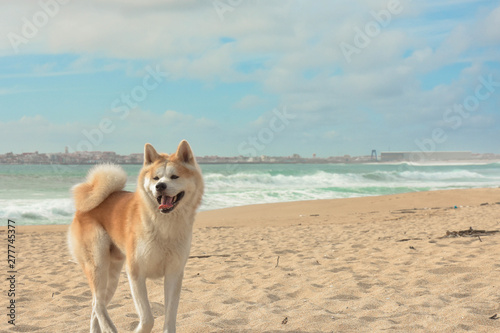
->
(0, 0), (499, 157)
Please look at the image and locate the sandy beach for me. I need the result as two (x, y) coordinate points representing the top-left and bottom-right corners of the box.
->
(2, 188), (500, 332)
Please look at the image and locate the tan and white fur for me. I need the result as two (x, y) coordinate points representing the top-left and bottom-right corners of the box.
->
(68, 140), (204, 333)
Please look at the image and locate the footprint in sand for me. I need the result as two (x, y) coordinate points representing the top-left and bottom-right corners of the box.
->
(204, 310), (221, 317)
(107, 303), (123, 310)
(151, 302), (164, 316)
(222, 297), (240, 304)
(428, 266), (472, 274)
(62, 295), (88, 302)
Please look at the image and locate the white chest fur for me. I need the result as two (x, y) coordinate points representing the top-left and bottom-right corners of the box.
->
(135, 217), (193, 279)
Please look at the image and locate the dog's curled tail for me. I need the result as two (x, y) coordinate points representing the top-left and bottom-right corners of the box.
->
(72, 164), (127, 213)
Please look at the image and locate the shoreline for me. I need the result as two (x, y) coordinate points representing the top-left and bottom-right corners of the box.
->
(1, 159), (500, 166)
(5, 187), (500, 233)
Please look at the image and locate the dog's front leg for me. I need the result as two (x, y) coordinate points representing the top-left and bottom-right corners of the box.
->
(163, 270), (184, 333)
(128, 273), (154, 333)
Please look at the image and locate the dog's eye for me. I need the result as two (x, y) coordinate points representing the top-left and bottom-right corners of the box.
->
(153, 176), (160, 180)
(170, 175), (179, 180)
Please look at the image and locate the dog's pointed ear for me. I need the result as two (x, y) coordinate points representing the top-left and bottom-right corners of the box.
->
(144, 143), (160, 165)
(175, 140), (195, 165)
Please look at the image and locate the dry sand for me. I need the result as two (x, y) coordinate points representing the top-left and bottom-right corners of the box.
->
(2, 188), (500, 332)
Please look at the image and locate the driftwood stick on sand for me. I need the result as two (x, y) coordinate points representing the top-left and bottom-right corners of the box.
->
(439, 227), (500, 239)
(189, 254), (231, 259)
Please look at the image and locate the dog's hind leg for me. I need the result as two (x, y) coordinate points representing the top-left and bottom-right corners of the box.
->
(87, 260), (117, 333)
(104, 244), (125, 305)
(105, 256), (124, 304)
(90, 298), (104, 333)
(84, 231), (118, 333)
(89, 258), (123, 333)
(90, 256), (123, 333)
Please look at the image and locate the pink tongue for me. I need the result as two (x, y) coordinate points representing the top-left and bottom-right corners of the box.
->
(159, 196), (174, 210)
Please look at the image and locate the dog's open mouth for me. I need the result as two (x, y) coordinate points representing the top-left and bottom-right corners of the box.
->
(157, 191), (185, 213)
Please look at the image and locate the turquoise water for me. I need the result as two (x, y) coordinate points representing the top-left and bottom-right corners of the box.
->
(1, 162), (499, 225)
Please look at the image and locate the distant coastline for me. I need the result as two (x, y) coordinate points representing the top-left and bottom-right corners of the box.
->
(1, 150), (499, 165)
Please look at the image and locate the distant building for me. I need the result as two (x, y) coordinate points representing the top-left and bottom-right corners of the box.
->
(380, 151), (472, 162)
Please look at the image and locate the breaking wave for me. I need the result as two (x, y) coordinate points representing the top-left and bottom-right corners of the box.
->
(200, 167), (498, 211)
(0, 199), (74, 225)
(1, 163), (499, 225)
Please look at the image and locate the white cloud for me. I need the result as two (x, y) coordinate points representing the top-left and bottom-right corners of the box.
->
(233, 95), (267, 109)
(323, 130), (337, 139)
(475, 6), (500, 45)
(0, 115), (84, 153)
(0, 86), (22, 95)
(0, 110), (221, 154)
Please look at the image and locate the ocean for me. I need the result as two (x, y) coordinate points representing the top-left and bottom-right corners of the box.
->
(1, 162), (499, 226)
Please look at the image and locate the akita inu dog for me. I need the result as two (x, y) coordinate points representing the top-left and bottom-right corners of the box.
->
(68, 140), (204, 333)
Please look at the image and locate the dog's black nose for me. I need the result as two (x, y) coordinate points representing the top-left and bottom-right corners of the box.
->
(156, 182), (167, 191)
